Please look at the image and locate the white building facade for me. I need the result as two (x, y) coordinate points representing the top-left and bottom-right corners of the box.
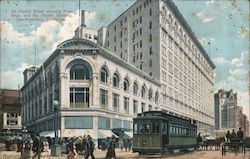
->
(104, 0), (215, 135)
(21, 38), (160, 139)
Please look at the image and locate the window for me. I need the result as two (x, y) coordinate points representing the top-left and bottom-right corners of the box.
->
(70, 88), (89, 108)
(65, 116), (93, 129)
(114, 25), (116, 31)
(148, 89), (153, 100)
(149, 21), (152, 29)
(140, 16), (142, 23)
(139, 122), (150, 134)
(155, 91), (159, 103)
(124, 97), (129, 114)
(113, 73), (120, 88)
(133, 100), (138, 114)
(140, 40), (142, 48)
(112, 119), (122, 128)
(100, 89), (108, 109)
(141, 86), (146, 98)
(149, 8), (152, 16)
(150, 47), (152, 55)
(98, 117), (110, 130)
(152, 121), (160, 133)
(134, 123), (138, 134)
(120, 31), (122, 38)
(70, 64), (91, 80)
(149, 59), (152, 67)
(149, 34), (152, 42)
(141, 103), (145, 112)
(123, 78), (129, 91)
(113, 93), (119, 111)
(133, 82), (138, 95)
(140, 28), (142, 35)
(100, 67), (108, 83)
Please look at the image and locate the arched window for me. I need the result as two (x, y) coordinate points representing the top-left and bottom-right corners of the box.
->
(100, 67), (109, 83)
(133, 82), (138, 95)
(113, 73), (120, 88)
(155, 91), (159, 103)
(141, 85), (146, 98)
(123, 78), (129, 91)
(70, 63), (91, 80)
(148, 89), (153, 100)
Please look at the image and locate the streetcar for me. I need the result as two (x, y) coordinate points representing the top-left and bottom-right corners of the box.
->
(132, 111), (197, 154)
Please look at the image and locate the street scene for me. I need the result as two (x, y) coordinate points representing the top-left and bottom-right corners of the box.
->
(0, 0), (249, 158)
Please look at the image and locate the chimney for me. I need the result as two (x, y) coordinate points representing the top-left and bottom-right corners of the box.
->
(81, 10), (86, 27)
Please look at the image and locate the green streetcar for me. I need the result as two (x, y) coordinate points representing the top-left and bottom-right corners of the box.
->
(132, 111), (197, 154)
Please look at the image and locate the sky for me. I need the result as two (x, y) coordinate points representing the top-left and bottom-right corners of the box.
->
(0, 0), (249, 117)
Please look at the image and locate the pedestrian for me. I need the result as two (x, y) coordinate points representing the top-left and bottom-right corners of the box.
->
(32, 133), (44, 159)
(226, 130), (231, 142)
(237, 128), (244, 140)
(106, 135), (116, 159)
(230, 129), (236, 140)
(84, 135), (95, 159)
(197, 133), (202, 143)
(124, 138), (128, 152)
(128, 138), (132, 151)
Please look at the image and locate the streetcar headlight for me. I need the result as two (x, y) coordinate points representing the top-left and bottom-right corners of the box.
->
(142, 141), (146, 145)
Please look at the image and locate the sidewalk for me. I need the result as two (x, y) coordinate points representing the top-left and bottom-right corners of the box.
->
(0, 149), (137, 159)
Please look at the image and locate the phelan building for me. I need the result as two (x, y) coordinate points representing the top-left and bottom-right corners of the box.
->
(21, 0), (215, 139)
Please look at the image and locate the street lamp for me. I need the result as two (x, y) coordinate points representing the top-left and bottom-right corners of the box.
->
(53, 100), (59, 142)
(51, 100), (61, 156)
(22, 126), (28, 140)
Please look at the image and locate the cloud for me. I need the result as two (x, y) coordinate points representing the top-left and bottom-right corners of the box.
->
(1, 63), (33, 89)
(206, 0), (215, 5)
(231, 50), (249, 67)
(199, 37), (215, 46)
(1, 10), (96, 89)
(212, 57), (230, 65)
(195, 11), (216, 23)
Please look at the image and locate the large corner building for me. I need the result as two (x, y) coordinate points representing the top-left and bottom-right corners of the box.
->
(21, 0), (215, 140)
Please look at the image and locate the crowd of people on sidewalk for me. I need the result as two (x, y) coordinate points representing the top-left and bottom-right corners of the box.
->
(15, 131), (132, 159)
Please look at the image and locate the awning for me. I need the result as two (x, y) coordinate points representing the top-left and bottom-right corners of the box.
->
(39, 131), (55, 137)
(124, 131), (133, 139)
(97, 130), (118, 139)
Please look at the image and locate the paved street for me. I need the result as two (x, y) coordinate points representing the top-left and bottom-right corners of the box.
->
(1, 149), (250, 159)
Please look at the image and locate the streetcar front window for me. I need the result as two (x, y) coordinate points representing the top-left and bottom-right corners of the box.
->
(139, 123), (150, 134)
(134, 123), (138, 134)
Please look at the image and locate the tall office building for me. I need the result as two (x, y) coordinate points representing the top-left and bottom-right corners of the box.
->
(214, 89), (238, 130)
(104, 0), (215, 135)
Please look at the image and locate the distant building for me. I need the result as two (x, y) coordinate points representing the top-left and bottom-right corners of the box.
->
(215, 89), (249, 137)
(242, 114), (249, 137)
(214, 89), (238, 130)
(237, 107), (249, 137)
(0, 89), (22, 131)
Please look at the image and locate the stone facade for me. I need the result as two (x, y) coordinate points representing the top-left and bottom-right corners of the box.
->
(104, 0), (215, 135)
(21, 39), (160, 139)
